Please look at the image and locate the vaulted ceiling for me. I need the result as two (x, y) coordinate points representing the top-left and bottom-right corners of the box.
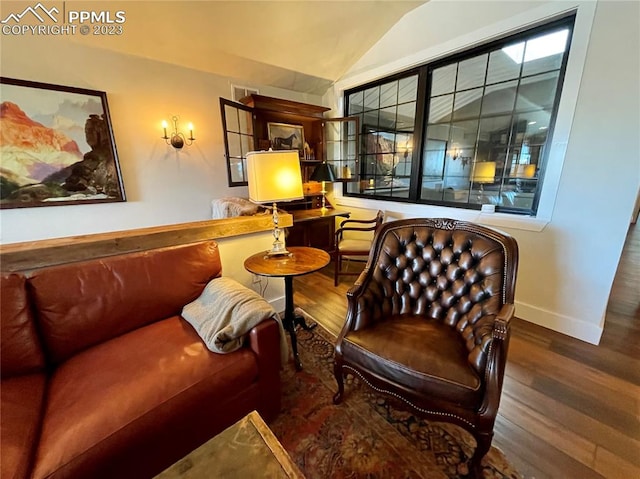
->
(69, 1), (427, 95)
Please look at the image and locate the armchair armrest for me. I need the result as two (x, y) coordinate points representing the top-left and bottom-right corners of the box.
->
(339, 217), (379, 227)
(479, 303), (514, 421)
(336, 210), (384, 243)
(335, 223), (379, 243)
(492, 303), (515, 340)
(338, 264), (385, 339)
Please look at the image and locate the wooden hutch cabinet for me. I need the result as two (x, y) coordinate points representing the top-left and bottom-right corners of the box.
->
(219, 94), (356, 252)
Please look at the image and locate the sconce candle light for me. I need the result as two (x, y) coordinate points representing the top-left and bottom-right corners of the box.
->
(161, 115), (195, 149)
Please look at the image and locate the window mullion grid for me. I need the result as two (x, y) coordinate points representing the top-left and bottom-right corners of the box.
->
(465, 56), (491, 208)
(499, 51), (528, 204)
(412, 68), (429, 202)
(343, 14), (575, 215)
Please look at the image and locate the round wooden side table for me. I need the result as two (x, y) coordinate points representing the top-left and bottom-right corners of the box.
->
(244, 246), (330, 370)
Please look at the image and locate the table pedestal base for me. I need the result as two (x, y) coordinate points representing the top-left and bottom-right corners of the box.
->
(244, 246), (330, 372)
(284, 277), (316, 370)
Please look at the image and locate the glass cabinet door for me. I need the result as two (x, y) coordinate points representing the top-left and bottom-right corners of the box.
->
(220, 98), (255, 187)
(324, 117), (359, 182)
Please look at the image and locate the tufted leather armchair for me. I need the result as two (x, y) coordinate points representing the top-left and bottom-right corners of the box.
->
(333, 218), (518, 476)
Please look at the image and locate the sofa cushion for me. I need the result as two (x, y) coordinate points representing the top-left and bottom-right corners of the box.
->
(1, 273), (45, 377)
(342, 315), (482, 408)
(31, 315), (261, 479)
(29, 241), (222, 365)
(0, 374), (47, 479)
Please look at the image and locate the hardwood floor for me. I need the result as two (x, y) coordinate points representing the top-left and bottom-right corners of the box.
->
(293, 222), (640, 479)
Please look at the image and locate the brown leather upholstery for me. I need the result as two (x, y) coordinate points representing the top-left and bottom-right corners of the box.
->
(1, 273), (45, 377)
(333, 218), (518, 476)
(1, 241), (282, 479)
(0, 374), (47, 479)
(29, 241), (222, 365)
(31, 316), (268, 479)
(334, 210), (384, 286)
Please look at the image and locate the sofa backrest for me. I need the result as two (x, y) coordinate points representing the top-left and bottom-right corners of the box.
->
(1, 273), (46, 378)
(28, 240), (222, 365)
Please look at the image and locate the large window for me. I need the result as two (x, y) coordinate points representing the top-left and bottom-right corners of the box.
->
(344, 15), (575, 215)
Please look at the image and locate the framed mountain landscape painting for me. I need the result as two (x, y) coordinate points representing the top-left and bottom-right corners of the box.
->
(0, 77), (125, 208)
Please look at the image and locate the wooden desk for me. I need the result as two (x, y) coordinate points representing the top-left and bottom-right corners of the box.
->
(286, 208), (350, 253)
(154, 411), (303, 478)
(244, 247), (330, 370)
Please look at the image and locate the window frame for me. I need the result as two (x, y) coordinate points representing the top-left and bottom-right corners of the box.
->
(343, 14), (576, 216)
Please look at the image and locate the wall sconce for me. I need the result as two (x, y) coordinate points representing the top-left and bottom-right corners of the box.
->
(161, 116), (195, 149)
(403, 138), (413, 159)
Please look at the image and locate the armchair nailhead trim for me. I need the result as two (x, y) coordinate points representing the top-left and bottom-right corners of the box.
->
(343, 365), (476, 429)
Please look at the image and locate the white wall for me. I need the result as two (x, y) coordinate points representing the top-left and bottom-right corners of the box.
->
(0, 33), (324, 307)
(331, 0), (640, 344)
(0, 33), (323, 244)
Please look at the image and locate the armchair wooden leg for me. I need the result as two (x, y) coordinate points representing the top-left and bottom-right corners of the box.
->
(333, 361), (345, 404)
(470, 431), (492, 478)
(334, 253), (341, 286)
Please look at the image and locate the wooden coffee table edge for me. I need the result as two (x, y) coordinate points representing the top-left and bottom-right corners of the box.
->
(248, 410), (305, 479)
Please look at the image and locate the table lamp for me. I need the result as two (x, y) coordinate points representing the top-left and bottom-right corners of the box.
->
(247, 150), (304, 256)
(472, 161), (496, 202)
(310, 161), (336, 211)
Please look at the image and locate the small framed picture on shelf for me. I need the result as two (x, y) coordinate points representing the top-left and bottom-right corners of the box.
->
(267, 122), (305, 157)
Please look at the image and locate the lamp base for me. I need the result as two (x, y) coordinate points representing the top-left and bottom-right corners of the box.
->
(264, 238), (292, 257)
(264, 249), (293, 258)
(264, 202), (293, 258)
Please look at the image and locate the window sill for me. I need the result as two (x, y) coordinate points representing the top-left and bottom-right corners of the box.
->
(334, 195), (549, 232)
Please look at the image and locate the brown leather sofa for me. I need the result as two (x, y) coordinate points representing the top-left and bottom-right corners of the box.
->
(1, 240), (282, 479)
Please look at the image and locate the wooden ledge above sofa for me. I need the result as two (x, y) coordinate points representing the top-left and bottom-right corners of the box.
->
(0, 214), (293, 272)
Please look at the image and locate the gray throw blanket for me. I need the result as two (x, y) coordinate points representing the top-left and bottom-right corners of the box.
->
(182, 277), (288, 366)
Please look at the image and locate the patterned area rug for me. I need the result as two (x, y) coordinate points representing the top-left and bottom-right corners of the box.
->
(270, 312), (522, 479)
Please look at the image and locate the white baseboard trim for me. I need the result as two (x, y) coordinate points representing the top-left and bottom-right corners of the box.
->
(515, 301), (603, 345)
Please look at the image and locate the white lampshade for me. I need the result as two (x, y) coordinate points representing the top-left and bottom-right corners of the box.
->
(472, 161), (496, 184)
(246, 150), (304, 203)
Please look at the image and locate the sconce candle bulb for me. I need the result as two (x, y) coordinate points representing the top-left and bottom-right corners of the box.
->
(161, 115), (196, 149)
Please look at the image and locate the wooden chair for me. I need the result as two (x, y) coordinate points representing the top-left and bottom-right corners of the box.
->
(333, 210), (384, 286)
(333, 218), (519, 477)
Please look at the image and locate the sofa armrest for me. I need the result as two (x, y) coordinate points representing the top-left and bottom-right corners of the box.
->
(248, 319), (282, 421)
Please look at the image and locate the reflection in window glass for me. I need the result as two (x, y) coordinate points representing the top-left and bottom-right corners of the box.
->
(516, 72), (560, 111)
(487, 49), (521, 84)
(453, 88), (483, 120)
(432, 64), (456, 96)
(364, 87), (379, 110)
(380, 82), (397, 108)
(457, 54), (488, 90)
(481, 81), (518, 116)
(429, 95), (454, 123)
(344, 17), (573, 215)
(399, 76), (418, 103)
(225, 105), (240, 132)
